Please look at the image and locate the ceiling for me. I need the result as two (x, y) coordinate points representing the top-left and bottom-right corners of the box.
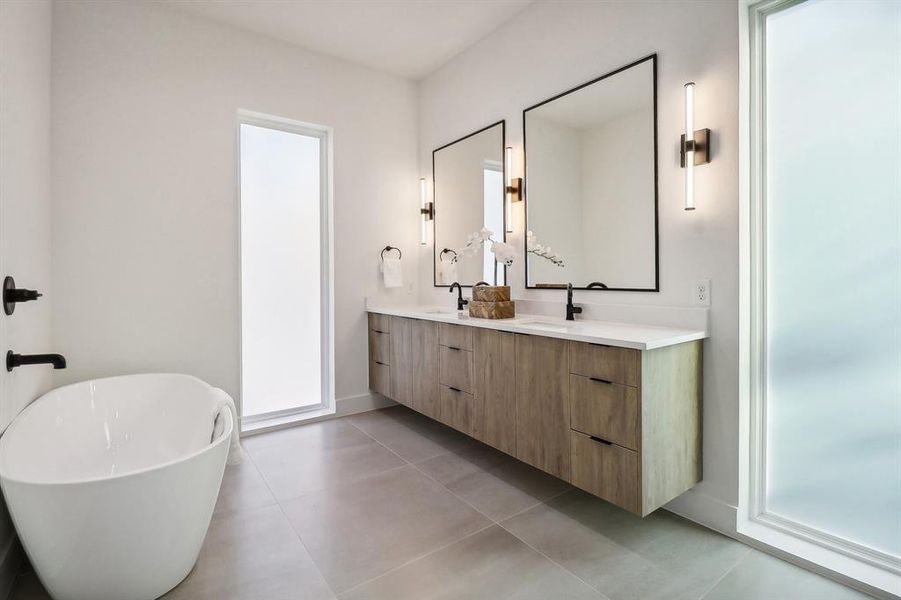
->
(160, 0), (534, 80)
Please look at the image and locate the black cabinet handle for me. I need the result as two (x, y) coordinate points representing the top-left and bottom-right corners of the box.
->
(446, 346), (461, 351)
(372, 329), (387, 334)
(374, 360), (387, 366)
(589, 377), (613, 385)
(589, 435), (613, 446)
(449, 386), (462, 393)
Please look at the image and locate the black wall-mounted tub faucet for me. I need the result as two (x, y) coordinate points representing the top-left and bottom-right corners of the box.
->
(6, 351), (67, 372)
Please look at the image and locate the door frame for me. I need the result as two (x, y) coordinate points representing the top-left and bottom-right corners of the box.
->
(235, 109), (335, 431)
(737, 0), (901, 594)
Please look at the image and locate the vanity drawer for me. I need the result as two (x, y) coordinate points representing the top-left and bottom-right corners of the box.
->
(569, 342), (641, 388)
(571, 431), (641, 515)
(369, 360), (391, 398)
(368, 330), (390, 365)
(368, 312), (391, 334)
(439, 345), (473, 394)
(439, 323), (473, 351)
(439, 385), (473, 435)
(570, 375), (640, 451)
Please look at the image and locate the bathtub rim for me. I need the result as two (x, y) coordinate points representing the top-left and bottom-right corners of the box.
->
(0, 373), (234, 488)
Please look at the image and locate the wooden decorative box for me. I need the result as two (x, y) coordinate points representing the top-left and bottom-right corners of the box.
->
(472, 285), (511, 302)
(469, 300), (515, 319)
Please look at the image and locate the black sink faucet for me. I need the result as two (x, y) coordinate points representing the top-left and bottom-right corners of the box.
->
(566, 283), (582, 321)
(449, 282), (468, 311)
(6, 351), (66, 372)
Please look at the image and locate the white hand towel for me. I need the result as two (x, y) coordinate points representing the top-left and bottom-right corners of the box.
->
(212, 387), (246, 465)
(382, 257), (403, 288)
(439, 260), (458, 285)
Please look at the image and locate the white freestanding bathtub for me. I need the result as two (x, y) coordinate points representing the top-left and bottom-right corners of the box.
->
(0, 373), (234, 600)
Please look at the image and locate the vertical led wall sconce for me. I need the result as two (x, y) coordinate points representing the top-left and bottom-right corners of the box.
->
(420, 177), (433, 245)
(505, 147), (522, 233)
(680, 82), (710, 211)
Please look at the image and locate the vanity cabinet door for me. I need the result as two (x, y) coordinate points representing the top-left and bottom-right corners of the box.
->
(569, 342), (641, 388)
(571, 430), (641, 514)
(472, 329), (516, 455)
(514, 334), (571, 480)
(369, 360), (391, 398)
(389, 316), (413, 407)
(570, 374), (640, 451)
(411, 319), (440, 420)
(439, 385), (473, 435)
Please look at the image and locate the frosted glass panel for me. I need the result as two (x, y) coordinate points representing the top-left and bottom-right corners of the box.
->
(241, 123), (322, 418)
(765, 0), (901, 556)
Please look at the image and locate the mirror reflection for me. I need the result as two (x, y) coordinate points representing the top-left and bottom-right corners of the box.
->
(433, 121), (506, 287)
(524, 55), (658, 291)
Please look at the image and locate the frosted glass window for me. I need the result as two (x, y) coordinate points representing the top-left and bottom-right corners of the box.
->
(764, 0), (901, 557)
(240, 123), (322, 419)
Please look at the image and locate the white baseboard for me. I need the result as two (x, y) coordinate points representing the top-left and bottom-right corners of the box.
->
(336, 392), (396, 417)
(665, 488), (739, 538)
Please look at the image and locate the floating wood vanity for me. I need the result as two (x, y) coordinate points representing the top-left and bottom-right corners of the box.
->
(367, 309), (704, 517)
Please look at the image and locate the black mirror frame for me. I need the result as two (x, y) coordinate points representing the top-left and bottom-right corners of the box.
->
(432, 120), (508, 288)
(522, 53), (660, 292)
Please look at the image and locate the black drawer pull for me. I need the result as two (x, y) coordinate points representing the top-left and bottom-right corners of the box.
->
(589, 377), (613, 385)
(372, 329), (387, 334)
(589, 435), (613, 446)
(448, 386), (462, 393)
(374, 360), (387, 366)
(446, 346), (462, 351)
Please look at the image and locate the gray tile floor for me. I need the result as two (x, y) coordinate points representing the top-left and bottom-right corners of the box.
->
(10, 406), (871, 600)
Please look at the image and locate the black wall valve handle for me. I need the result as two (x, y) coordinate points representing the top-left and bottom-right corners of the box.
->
(3, 276), (43, 315)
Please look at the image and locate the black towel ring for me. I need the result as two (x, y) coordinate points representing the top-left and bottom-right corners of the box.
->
(381, 246), (402, 260)
(439, 248), (458, 263)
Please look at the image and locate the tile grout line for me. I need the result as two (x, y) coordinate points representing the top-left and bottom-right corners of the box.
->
(344, 411), (473, 467)
(334, 522), (499, 598)
(695, 545), (753, 600)
(344, 415), (502, 523)
(335, 489), (577, 598)
(495, 493), (616, 600)
(241, 436), (343, 599)
(340, 413), (605, 597)
(346, 410), (575, 528)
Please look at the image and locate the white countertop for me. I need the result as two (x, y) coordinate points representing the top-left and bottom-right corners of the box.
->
(366, 305), (707, 351)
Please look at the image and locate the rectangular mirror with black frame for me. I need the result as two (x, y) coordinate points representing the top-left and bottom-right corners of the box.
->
(433, 121), (506, 287)
(523, 54), (658, 291)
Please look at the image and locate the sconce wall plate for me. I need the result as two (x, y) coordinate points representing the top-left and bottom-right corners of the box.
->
(420, 202), (434, 220)
(506, 177), (523, 202)
(680, 129), (711, 167)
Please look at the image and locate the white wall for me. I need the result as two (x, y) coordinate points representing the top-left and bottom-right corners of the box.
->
(0, 0), (54, 590)
(50, 1), (420, 407)
(418, 0), (740, 531)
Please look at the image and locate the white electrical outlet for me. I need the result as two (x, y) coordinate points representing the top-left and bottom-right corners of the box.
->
(693, 279), (711, 306)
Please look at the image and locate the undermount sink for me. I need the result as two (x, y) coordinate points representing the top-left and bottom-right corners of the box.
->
(517, 320), (576, 333)
(423, 308), (457, 314)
